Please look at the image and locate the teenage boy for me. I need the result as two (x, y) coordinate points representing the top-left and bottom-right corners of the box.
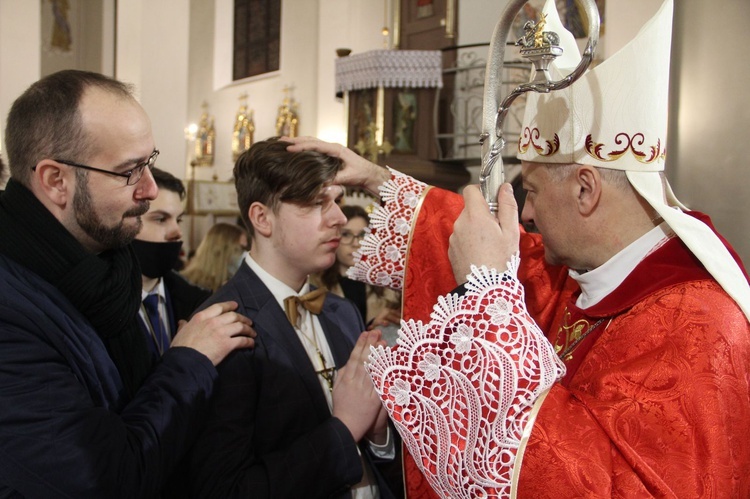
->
(132, 167), (210, 359)
(173, 138), (396, 499)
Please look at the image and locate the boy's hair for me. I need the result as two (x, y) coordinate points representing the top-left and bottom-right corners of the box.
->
(150, 167), (186, 200)
(233, 138), (343, 237)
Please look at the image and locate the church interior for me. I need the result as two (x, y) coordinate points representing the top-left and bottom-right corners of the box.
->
(0, 0), (748, 263)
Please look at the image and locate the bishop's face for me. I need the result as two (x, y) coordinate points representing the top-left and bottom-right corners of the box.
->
(521, 161), (581, 268)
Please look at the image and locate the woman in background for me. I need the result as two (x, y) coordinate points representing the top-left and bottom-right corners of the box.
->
(314, 205), (401, 342)
(182, 223), (247, 291)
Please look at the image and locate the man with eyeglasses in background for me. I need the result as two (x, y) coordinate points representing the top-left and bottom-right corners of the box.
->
(312, 203), (402, 346)
(0, 69), (256, 497)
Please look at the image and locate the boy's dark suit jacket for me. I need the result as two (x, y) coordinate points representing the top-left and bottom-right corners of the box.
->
(163, 270), (211, 326)
(170, 262), (398, 499)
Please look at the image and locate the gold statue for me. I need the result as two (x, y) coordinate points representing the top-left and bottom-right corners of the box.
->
(275, 86), (300, 137)
(533, 13), (548, 48)
(517, 13), (559, 49)
(50, 0), (72, 52)
(194, 102), (215, 167)
(232, 93), (255, 161)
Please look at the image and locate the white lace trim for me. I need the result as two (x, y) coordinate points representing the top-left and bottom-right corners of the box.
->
(346, 168), (427, 290)
(335, 49), (443, 93)
(366, 258), (565, 498)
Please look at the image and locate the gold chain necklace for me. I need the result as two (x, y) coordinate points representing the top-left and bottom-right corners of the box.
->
(558, 318), (609, 361)
(296, 313), (336, 392)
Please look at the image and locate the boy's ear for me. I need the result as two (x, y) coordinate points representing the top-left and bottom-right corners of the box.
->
(248, 202), (272, 237)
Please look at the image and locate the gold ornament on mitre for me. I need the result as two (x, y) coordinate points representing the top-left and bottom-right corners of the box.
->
(517, 0), (750, 320)
(275, 85), (299, 137)
(232, 93), (255, 162)
(194, 101), (215, 167)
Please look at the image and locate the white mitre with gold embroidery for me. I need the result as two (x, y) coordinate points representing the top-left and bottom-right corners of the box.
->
(519, 0), (670, 171)
(518, 0), (750, 320)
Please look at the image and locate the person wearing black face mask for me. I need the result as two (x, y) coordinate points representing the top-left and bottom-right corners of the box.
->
(132, 167), (211, 360)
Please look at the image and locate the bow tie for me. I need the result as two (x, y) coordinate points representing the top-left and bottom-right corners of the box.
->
(284, 287), (327, 327)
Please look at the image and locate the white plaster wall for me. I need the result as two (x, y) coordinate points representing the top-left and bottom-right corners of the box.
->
(669, 0), (750, 263)
(40, 0), (108, 77)
(194, 0), (321, 184)
(604, 0), (659, 57)
(117, 0), (190, 183)
(189, 0), (388, 184)
(184, 0), (328, 249)
(459, 0), (506, 45)
(0, 0), (41, 183)
(316, 0), (390, 146)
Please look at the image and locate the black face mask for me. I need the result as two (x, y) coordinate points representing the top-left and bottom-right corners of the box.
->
(131, 239), (183, 279)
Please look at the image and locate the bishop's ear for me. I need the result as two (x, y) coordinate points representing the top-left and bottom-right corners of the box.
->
(574, 165), (602, 216)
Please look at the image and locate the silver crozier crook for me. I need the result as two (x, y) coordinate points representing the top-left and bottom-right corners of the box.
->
(479, 0), (600, 213)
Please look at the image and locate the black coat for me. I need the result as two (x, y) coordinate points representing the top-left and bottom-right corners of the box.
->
(0, 254), (218, 498)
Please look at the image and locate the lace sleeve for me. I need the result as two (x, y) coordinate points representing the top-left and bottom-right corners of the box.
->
(366, 256), (566, 498)
(346, 168), (427, 291)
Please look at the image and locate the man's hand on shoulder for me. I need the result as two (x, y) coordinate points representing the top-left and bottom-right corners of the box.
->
(171, 301), (256, 366)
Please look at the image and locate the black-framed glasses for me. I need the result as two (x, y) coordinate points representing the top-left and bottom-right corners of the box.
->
(340, 230), (367, 244)
(52, 149), (159, 186)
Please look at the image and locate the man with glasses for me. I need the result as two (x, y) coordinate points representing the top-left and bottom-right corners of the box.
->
(0, 69), (255, 497)
(53, 148), (159, 185)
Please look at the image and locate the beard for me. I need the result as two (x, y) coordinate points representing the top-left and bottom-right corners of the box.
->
(73, 174), (150, 249)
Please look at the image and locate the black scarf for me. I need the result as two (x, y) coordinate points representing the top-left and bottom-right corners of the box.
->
(0, 179), (153, 399)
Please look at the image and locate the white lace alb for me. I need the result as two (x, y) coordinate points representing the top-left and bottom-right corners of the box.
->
(346, 168), (426, 291)
(366, 259), (565, 498)
(350, 170), (565, 497)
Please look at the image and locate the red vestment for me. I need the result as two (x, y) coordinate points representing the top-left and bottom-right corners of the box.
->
(364, 181), (750, 498)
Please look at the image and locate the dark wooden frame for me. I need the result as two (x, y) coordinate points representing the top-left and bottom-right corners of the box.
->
(232, 0), (281, 81)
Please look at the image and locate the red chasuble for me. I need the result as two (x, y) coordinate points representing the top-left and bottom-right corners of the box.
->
(396, 186), (750, 498)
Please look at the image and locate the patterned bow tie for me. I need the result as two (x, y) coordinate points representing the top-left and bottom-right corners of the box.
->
(284, 287), (327, 327)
